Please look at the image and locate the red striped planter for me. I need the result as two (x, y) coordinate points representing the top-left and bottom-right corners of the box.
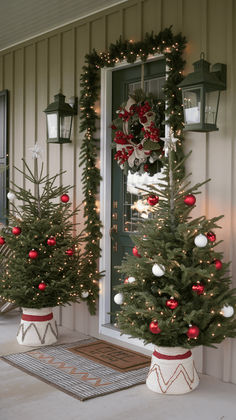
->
(17, 307), (58, 346)
(146, 346), (199, 394)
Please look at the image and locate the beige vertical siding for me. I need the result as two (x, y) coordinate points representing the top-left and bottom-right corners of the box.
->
(0, 0), (236, 383)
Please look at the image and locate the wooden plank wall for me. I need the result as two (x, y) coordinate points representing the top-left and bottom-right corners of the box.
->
(0, 0), (236, 383)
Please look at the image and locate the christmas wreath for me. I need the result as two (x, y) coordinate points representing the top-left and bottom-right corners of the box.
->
(111, 90), (165, 176)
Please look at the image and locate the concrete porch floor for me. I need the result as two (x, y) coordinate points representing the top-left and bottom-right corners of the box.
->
(0, 311), (236, 420)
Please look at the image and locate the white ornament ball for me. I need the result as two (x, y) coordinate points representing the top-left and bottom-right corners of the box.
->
(7, 192), (15, 200)
(152, 263), (165, 277)
(128, 276), (136, 283)
(114, 293), (124, 305)
(221, 305), (234, 318)
(194, 234), (208, 248)
(81, 291), (89, 299)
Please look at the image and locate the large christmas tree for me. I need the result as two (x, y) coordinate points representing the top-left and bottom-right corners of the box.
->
(0, 146), (98, 314)
(114, 134), (236, 348)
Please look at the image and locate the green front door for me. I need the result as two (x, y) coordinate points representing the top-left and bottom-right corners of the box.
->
(110, 60), (166, 321)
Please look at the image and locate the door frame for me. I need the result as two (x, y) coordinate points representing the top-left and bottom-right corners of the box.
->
(99, 54), (164, 350)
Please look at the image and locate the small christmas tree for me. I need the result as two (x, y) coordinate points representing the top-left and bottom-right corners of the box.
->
(0, 146), (97, 314)
(114, 134), (236, 349)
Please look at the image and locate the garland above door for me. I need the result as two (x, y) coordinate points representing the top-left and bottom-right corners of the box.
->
(79, 27), (187, 314)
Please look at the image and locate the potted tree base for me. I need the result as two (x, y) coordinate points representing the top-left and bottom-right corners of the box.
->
(17, 307), (58, 346)
(146, 347), (199, 394)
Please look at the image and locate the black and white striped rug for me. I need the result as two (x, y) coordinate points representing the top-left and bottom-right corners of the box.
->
(1, 338), (150, 401)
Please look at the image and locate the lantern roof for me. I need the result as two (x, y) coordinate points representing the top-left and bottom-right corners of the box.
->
(179, 56), (226, 92)
(44, 92), (74, 115)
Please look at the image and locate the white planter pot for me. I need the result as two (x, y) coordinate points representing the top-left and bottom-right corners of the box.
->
(17, 307), (58, 346)
(146, 346), (199, 394)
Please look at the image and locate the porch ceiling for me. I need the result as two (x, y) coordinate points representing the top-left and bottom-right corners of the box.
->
(0, 0), (128, 52)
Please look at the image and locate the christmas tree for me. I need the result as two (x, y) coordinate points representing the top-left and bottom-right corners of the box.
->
(114, 134), (236, 348)
(0, 146), (98, 314)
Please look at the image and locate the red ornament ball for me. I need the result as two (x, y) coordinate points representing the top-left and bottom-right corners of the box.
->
(192, 283), (205, 295)
(61, 194), (70, 203)
(147, 195), (159, 206)
(207, 231), (216, 242)
(38, 282), (46, 291)
(65, 248), (74, 256)
(149, 320), (161, 334)
(124, 277), (129, 284)
(184, 194), (196, 206)
(0, 236), (5, 245)
(187, 325), (200, 339)
(29, 249), (38, 259)
(132, 246), (141, 258)
(47, 236), (56, 246)
(12, 226), (21, 236)
(214, 259), (223, 270)
(166, 298), (179, 309)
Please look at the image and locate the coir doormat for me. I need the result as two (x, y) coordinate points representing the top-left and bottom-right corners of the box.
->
(1, 338), (150, 401)
(68, 340), (150, 372)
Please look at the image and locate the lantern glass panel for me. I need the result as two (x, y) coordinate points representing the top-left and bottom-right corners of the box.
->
(47, 113), (58, 139)
(60, 115), (72, 139)
(204, 90), (219, 125)
(183, 88), (201, 124)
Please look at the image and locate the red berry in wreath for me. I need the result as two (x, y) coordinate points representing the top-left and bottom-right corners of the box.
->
(149, 320), (161, 334)
(132, 246), (141, 258)
(214, 259), (222, 270)
(207, 231), (216, 242)
(29, 249), (38, 259)
(47, 236), (56, 246)
(183, 194), (196, 206)
(192, 283), (205, 295)
(61, 194), (70, 203)
(187, 325), (200, 339)
(0, 236), (5, 245)
(166, 298), (179, 309)
(65, 248), (74, 256)
(12, 226), (21, 236)
(144, 164), (149, 172)
(38, 282), (46, 291)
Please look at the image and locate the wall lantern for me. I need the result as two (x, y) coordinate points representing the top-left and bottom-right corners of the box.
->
(178, 53), (226, 132)
(44, 92), (78, 143)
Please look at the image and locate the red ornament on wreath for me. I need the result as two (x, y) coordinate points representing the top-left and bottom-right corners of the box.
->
(207, 231), (216, 242)
(65, 248), (74, 256)
(61, 194), (69, 203)
(38, 282), (46, 291)
(187, 325), (200, 339)
(166, 298), (178, 309)
(192, 283), (205, 295)
(149, 320), (161, 334)
(12, 226), (21, 236)
(214, 259), (222, 270)
(184, 194), (196, 206)
(132, 246), (141, 258)
(29, 249), (38, 259)
(147, 195), (159, 206)
(0, 236), (5, 245)
(47, 236), (56, 246)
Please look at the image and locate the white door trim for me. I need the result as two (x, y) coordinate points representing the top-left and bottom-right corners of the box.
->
(99, 54), (163, 351)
